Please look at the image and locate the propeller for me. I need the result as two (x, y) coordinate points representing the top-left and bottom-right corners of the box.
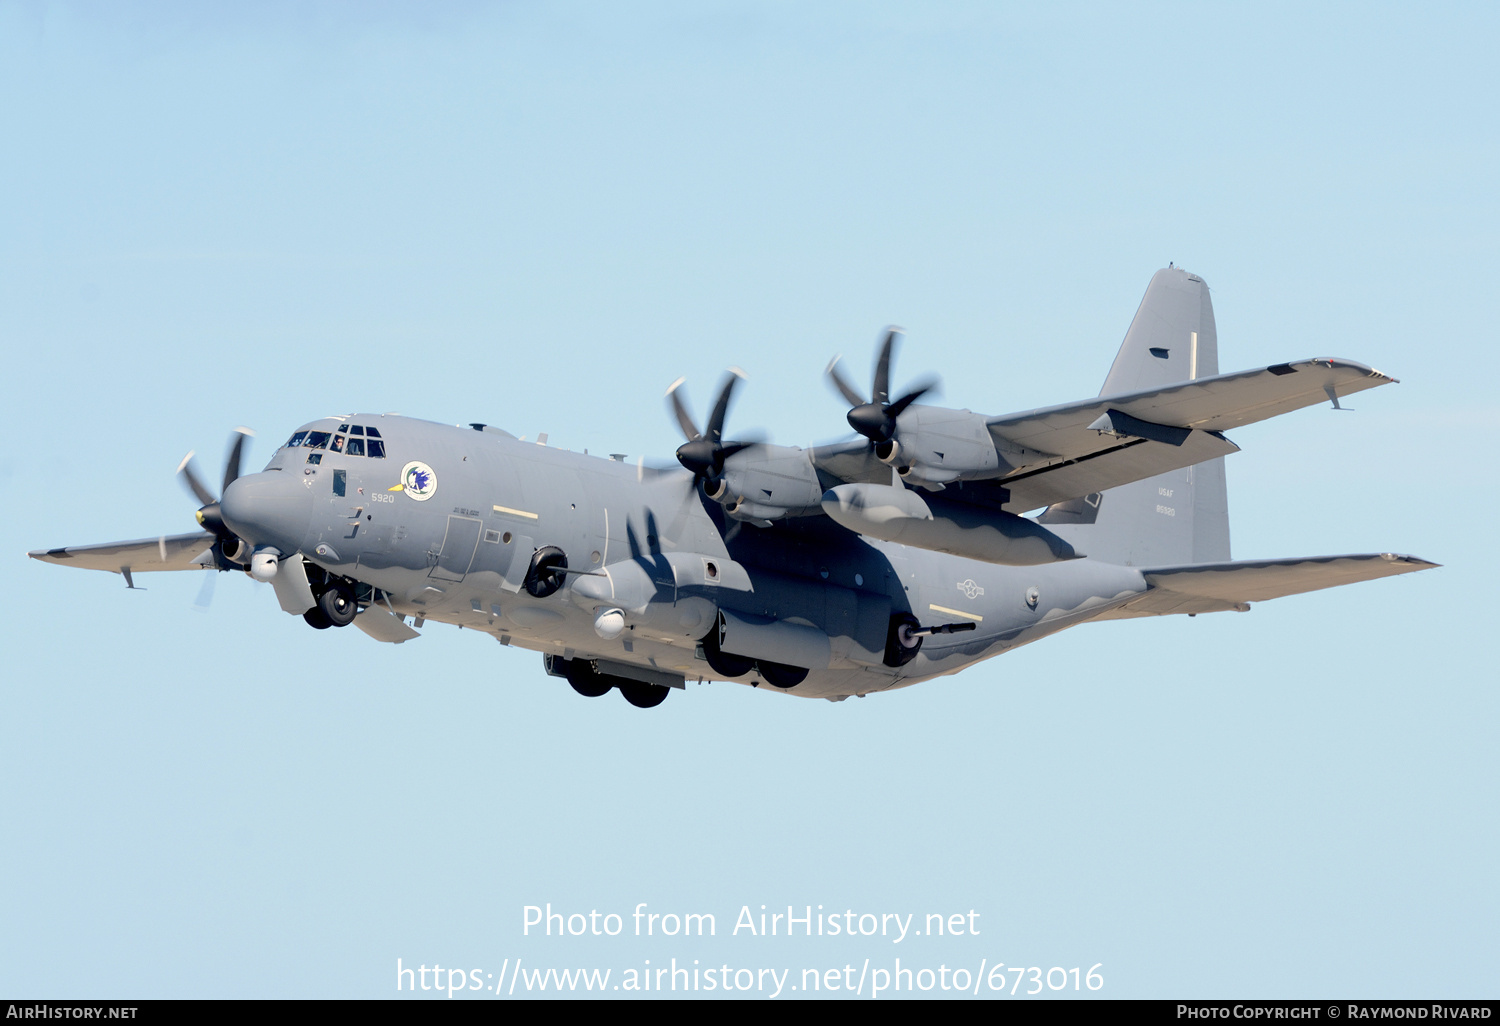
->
(177, 427), (254, 565)
(665, 370), (759, 501)
(826, 328), (937, 461)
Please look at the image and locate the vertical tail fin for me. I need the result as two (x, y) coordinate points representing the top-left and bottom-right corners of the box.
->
(1037, 267), (1231, 566)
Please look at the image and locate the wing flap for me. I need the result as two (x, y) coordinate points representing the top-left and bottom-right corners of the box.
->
(994, 427), (1240, 513)
(28, 532), (217, 574)
(1099, 552), (1437, 618)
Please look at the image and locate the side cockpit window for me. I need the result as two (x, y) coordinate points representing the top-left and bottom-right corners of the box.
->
(304, 431), (330, 450)
(365, 426), (386, 458)
(285, 430), (309, 448)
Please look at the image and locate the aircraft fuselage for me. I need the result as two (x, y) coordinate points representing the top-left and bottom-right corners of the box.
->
(230, 414), (1149, 700)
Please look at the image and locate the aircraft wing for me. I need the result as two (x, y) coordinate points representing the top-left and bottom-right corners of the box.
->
(28, 532), (217, 574)
(985, 357), (1395, 511)
(1096, 552), (1438, 618)
(812, 357), (1395, 513)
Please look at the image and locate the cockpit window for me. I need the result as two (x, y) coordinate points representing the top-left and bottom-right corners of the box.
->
(286, 425), (383, 458)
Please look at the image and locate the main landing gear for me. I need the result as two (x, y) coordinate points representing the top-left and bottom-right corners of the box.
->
(547, 656), (672, 709)
(700, 625), (808, 689)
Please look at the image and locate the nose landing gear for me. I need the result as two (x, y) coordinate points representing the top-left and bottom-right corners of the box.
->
(303, 579), (358, 629)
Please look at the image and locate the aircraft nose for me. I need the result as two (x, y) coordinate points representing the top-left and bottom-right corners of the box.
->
(220, 470), (312, 554)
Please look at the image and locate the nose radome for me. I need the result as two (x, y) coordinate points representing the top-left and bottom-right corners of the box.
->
(220, 470), (312, 554)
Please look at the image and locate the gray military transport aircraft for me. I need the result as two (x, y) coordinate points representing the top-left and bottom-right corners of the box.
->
(31, 268), (1435, 707)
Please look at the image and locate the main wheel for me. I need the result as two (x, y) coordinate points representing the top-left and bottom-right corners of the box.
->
(565, 660), (613, 698)
(303, 606), (333, 630)
(317, 582), (358, 628)
(701, 619), (755, 678)
(758, 660), (808, 689)
(618, 681), (670, 709)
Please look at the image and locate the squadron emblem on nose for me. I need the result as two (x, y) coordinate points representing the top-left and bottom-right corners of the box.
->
(398, 461), (438, 501)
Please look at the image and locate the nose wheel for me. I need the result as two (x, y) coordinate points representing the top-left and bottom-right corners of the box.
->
(304, 581), (357, 629)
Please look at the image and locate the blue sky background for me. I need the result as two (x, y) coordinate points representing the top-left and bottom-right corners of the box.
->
(2, 1), (1495, 999)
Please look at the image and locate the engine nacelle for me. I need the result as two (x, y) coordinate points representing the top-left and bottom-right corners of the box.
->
(221, 537), (250, 565)
(713, 444), (825, 520)
(885, 406), (1003, 484)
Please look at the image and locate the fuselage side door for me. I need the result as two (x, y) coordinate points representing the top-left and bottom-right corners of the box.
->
(429, 515), (482, 582)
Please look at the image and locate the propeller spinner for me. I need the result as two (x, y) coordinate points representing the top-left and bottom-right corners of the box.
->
(177, 427), (254, 565)
(665, 370), (757, 501)
(826, 328), (936, 463)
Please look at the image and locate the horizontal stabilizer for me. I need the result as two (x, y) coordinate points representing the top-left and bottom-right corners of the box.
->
(28, 532), (216, 574)
(1100, 552), (1438, 618)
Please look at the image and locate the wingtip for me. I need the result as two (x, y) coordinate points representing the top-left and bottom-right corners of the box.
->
(1380, 553), (1440, 571)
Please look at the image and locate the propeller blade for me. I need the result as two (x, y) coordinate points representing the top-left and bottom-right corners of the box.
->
(872, 328), (902, 405)
(826, 356), (867, 407)
(705, 368), (745, 444)
(222, 428), (254, 495)
(884, 381), (936, 421)
(176, 452), (217, 507)
(193, 568), (217, 611)
(665, 378), (700, 442)
(715, 438), (766, 465)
